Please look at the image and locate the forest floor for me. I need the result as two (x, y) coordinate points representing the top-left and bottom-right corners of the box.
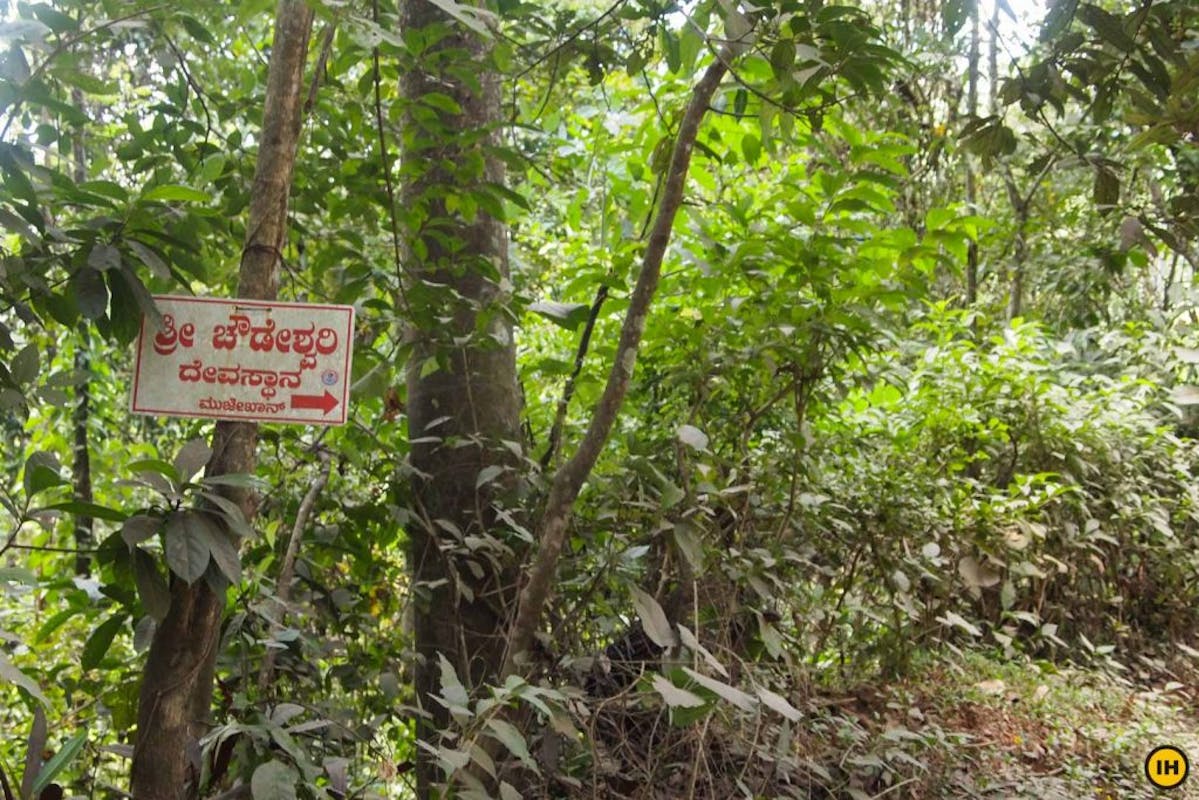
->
(805, 651), (1199, 799)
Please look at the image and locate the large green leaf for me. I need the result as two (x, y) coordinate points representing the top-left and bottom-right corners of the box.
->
(30, 730), (87, 796)
(132, 548), (171, 622)
(0, 651), (47, 705)
(140, 184), (211, 203)
(163, 511), (213, 584)
(250, 760), (298, 800)
(81, 614), (126, 671)
(527, 300), (591, 331)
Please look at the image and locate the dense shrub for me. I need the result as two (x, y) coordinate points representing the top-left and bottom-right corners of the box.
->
(797, 308), (1199, 673)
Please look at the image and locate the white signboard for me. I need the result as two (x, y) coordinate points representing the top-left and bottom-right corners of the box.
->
(131, 295), (354, 426)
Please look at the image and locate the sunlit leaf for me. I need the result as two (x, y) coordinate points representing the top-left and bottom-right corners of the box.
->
(630, 585), (676, 648)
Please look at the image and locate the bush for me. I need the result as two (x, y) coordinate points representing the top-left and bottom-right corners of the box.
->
(797, 308), (1199, 674)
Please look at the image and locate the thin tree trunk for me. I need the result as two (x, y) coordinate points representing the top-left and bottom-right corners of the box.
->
(397, 1), (524, 793)
(501, 50), (731, 680)
(130, 5), (314, 799)
(964, 0), (980, 310)
(71, 334), (92, 575)
(70, 88), (93, 576)
(988, 0), (1000, 115)
(1008, 214), (1027, 320)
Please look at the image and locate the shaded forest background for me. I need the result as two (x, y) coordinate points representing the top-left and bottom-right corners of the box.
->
(1, 0), (1198, 797)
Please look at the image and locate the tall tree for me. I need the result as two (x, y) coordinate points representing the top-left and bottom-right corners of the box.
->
(396, 0), (524, 791)
(130, 4), (314, 798)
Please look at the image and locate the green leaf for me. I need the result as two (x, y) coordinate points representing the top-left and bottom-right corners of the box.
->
(770, 39), (795, 75)
(132, 548), (171, 622)
(676, 424), (709, 450)
(43, 501), (126, 523)
(0, 650), (47, 705)
(485, 718), (539, 773)
(672, 522), (705, 574)
(528, 300), (590, 331)
(437, 653), (470, 708)
(682, 667), (757, 711)
(140, 184), (210, 203)
(174, 438), (213, 483)
(197, 520), (242, 584)
(197, 153), (226, 185)
(652, 674), (706, 708)
(733, 88), (748, 117)
(630, 585), (676, 648)
(251, 760), (298, 800)
(10, 342), (38, 385)
(126, 458), (180, 483)
(23, 451), (63, 498)
(31, 5), (79, 34)
(0, 20), (51, 44)
(110, 267), (161, 340)
(178, 14), (216, 44)
(71, 267), (109, 320)
(30, 730), (87, 796)
(199, 492), (253, 539)
(475, 464), (505, 489)
(21, 706), (47, 800)
(756, 686), (803, 721)
(741, 133), (761, 165)
(87, 243), (121, 271)
(81, 614), (125, 670)
(423, 0), (496, 37)
(121, 514), (161, 547)
(1077, 4), (1135, 52)
(0, 567), (36, 584)
(164, 511), (213, 584)
(126, 239), (170, 280)
(1040, 0), (1079, 41)
(941, 0), (972, 38)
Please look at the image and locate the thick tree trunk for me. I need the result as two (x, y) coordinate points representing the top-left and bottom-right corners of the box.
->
(397, 1), (523, 794)
(130, 5), (314, 799)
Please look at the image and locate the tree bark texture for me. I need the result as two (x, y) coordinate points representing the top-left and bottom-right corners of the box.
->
(70, 95), (93, 577)
(130, 4), (314, 799)
(397, 1), (523, 794)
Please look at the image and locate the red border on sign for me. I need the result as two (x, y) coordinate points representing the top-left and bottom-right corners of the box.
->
(130, 295), (355, 426)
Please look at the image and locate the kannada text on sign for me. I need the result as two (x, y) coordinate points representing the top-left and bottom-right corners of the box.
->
(131, 295), (354, 426)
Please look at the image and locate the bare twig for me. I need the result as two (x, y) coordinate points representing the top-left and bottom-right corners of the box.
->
(539, 284), (609, 469)
(257, 449), (332, 693)
(304, 23), (337, 115)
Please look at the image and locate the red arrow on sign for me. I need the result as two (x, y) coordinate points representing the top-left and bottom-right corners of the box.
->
(290, 391), (339, 415)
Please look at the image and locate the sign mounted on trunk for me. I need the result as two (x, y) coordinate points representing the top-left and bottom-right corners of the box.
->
(131, 295), (354, 426)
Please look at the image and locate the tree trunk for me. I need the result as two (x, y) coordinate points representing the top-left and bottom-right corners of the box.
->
(396, 1), (523, 794)
(501, 52), (731, 679)
(964, 0), (980, 310)
(70, 90), (93, 577)
(130, 5), (314, 799)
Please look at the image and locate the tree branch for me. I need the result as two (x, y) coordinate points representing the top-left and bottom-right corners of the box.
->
(501, 49), (731, 677)
(257, 449), (332, 693)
